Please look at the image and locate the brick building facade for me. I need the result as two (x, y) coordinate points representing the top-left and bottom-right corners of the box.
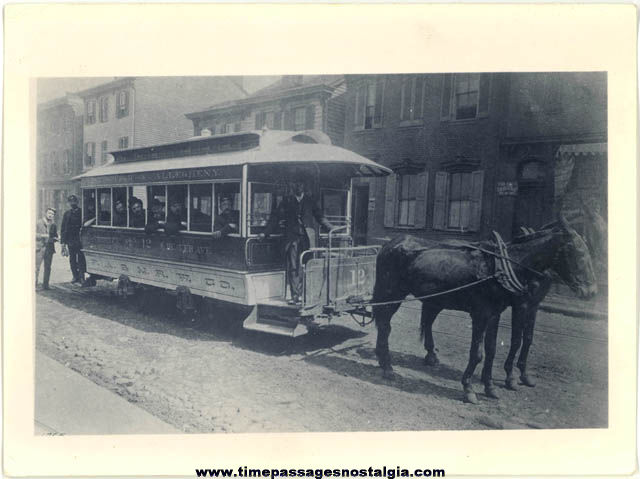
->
(185, 75), (346, 147)
(76, 76), (247, 171)
(36, 94), (84, 217)
(343, 72), (607, 247)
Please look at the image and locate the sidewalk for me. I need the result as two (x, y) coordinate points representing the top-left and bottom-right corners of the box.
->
(539, 293), (608, 321)
(35, 351), (180, 435)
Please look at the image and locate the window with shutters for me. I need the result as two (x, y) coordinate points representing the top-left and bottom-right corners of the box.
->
(432, 170), (484, 232)
(441, 73), (491, 121)
(293, 107), (306, 131)
(354, 78), (385, 129)
(86, 100), (96, 124)
(117, 90), (129, 118)
(63, 149), (72, 175)
(400, 76), (425, 123)
(99, 97), (109, 122)
(118, 136), (129, 149)
(383, 168), (429, 229)
(84, 142), (95, 168)
(101, 141), (108, 164)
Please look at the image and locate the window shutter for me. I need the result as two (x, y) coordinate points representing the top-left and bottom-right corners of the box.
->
(478, 74), (490, 118)
(440, 74), (453, 121)
(305, 104), (316, 130)
(468, 170), (484, 232)
(413, 170), (429, 228)
(432, 171), (449, 230)
(124, 91), (130, 116)
(383, 174), (397, 228)
(255, 112), (263, 129)
(274, 111), (282, 130)
(373, 78), (385, 127)
(356, 85), (366, 127)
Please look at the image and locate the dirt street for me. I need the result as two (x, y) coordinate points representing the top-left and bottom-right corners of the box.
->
(36, 257), (607, 434)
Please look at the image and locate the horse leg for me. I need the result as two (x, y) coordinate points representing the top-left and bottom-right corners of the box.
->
(517, 307), (538, 387)
(461, 315), (487, 404)
(481, 313), (501, 399)
(504, 305), (525, 390)
(374, 303), (400, 380)
(421, 303), (441, 366)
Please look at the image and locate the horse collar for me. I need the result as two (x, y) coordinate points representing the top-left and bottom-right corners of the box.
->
(493, 231), (527, 295)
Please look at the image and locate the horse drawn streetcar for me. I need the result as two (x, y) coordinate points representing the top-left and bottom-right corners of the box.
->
(77, 129), (391, 336)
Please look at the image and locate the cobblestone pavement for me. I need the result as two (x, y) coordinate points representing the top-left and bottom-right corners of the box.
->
(36, 254), (607, 433)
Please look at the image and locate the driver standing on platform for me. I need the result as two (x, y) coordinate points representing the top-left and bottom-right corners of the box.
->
(262, 175), (334, 305)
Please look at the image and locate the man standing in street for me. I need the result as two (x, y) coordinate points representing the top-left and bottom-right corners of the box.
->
(60, 194), (86, 284)
(262, 177), (333, 305)
(36, 207), (58, 290)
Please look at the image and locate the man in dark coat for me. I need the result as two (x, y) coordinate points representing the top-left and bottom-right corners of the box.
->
(263, 179), (333, 305)
(129, 197), (146, 228)
(212, 196), (239, 239)
(36, 207), (58, 289)
(61, 195), (87, 283)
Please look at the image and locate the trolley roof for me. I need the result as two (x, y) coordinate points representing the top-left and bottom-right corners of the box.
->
(77, 130), (391, 183)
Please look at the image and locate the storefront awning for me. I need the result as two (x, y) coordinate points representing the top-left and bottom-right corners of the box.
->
(555, 142), (607, 159)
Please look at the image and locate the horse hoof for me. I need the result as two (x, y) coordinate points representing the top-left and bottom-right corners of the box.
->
(485, 386), (500, 399)
(464, 391), (479, 404)
(382, 368), (395, 380)
(505, 378), (518, 391)
(520, 375), (536, 387)
(424, 354), (440, 367)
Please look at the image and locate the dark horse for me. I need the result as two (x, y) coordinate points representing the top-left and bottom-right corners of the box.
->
(372, 217), (597, 404)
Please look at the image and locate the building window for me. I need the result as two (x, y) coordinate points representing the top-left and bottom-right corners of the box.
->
(354, 78), (385, 129)
(234, 122), (241, 132)
(383, 169), (428, 229)
(51, 151), (61, 176)
(441, 73), (490, 121)
(118, 136), (129, 149)
(400, 76), (425, 122)
(84, 142), (95, 168)
(101, 141), (108, 164)
(63, 149), (72, 175)
(293, 107), (306, 131)
(433, 170), (484, 232)
(397, 174), (418, 227)
(99, 97), (109, 122)
(117, 90), (130, 118)
(86, 100), (96, 124)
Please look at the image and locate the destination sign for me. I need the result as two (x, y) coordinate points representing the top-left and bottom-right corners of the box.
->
(82, 165), (243, 187)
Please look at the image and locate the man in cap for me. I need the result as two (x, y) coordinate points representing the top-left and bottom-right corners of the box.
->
(262, 176), (334, 305)
(36, 207), (58, 290)
(212, 195), (239, 239)
(60, 194), (86, 284)
(129, 197), (146, 228)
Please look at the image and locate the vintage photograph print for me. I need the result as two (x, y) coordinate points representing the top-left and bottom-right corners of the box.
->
(35, 72), (608, 435)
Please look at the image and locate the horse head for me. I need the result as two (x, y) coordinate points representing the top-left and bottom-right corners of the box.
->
(553, 215), (598, 299)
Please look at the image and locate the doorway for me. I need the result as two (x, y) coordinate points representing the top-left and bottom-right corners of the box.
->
(352, 185), (369, 245)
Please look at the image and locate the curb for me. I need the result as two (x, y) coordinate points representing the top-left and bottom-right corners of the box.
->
(538, 302), (607, 321)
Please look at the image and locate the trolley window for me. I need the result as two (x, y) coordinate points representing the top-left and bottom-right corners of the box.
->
(82, 189), (96, 225)
(97, 188), (112, 226)
(213, 182), (241, 236)
(248, 182), (284, 236)
(320, 188), (349, 234)
(148, 185), (167, 225)
(112, 187), (128, 227)
(128, 186), (147, 228)
(189, 184), (213, 232)
(166, 185), (188, 233)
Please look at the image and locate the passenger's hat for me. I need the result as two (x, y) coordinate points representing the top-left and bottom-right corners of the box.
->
(67, 194), (78, 202)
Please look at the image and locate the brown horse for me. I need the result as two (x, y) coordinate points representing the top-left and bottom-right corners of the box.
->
(372, 217), (597, 404)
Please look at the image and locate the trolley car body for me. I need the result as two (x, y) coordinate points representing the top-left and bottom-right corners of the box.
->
(77, 129), (390, 335)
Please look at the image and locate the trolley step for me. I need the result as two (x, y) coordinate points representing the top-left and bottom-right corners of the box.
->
(243, 302), (308, 337)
